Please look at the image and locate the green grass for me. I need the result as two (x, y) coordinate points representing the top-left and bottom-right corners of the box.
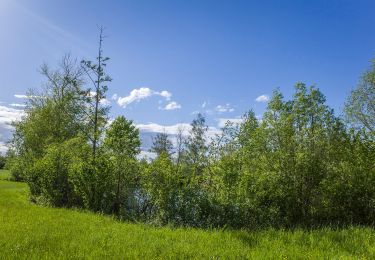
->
(0, 169), (10, 180)
(0, 170), (374, 259)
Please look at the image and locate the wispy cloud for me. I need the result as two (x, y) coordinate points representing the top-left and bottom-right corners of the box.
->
(163, 101), (181, 110)
(9, 103), (26, 108)
(255, 94), (270, 102)
(192, 102), (234, 116)
(14, 94), (41, 99)
(14, 94), (29, 99)
(215, 103), (234, 113)
(191, 110), (200, 115)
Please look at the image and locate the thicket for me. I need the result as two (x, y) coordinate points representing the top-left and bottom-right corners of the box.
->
(8, 33), (375, 229)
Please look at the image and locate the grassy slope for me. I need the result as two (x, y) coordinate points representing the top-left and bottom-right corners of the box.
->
(0, 170), (374, 259)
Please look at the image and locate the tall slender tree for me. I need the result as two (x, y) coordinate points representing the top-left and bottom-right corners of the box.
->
(81, 27), (111, 163)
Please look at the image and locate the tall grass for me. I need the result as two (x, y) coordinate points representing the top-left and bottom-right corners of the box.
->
(0, 170), (374, 259)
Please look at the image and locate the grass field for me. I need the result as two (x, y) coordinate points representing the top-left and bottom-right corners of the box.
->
(0, 170), (374, 259)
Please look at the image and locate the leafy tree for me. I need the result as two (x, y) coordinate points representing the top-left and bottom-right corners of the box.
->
(68, 139), (113, 212)
(150, 132), (173, 157)
(12, 55), (85, 156)
(29, 140), (81, 206)
(345, 60), (375, 134)
(185, 113), (208, 176)
(9, 55), (87, 194)
(104, 116), (141, 215)
(141, 153), (180, 224)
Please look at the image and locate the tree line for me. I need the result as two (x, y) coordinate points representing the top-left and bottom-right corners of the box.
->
(5, 33), (375, 229)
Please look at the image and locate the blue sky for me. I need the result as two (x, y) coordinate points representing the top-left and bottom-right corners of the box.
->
(1, 0), (375, 153)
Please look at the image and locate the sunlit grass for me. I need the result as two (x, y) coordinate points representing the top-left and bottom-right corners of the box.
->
(0, 169), (10, 180)
(0, 171), (374, 259)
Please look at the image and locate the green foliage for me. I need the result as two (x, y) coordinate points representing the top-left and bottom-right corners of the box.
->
(8, 153), (30, 182)
(142, 152), (180, 224)
(150, 132), (173, 157)
(0, 155), (6, 169)
(184, 113), (209, 176)
(345, 59), (375, 134)
(104, 116), (141, 216)
(104, 116), (140, 158)
(68, 139), (113, 212)
(28, 141), (80, 206)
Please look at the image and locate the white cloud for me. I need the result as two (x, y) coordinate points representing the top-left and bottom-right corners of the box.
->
(9, 103), (27, 108)
(100, 98), (111, 106)
(117, 88), (152, 107)
(136, 122), (221, 139)
(14, 94), (29, 99)
(0, 142), (7, 155)
(202, 101), (207, 108)
(255, 94), (270, 102)
(217, 118), (244, 128)
(137, 123), (191, 135)
(0, 105), (25, 130)
(88, 92), (111, 106)
(115, 88), (174, 108)
(163, 101), (181, 110)
(159, 90), (172, 100)
(215, 104), (234, 113)
(14, 94), (41, 99)
(0, 105), (25, 154)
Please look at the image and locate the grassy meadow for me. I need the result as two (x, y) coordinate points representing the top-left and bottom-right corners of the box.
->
(0, 170), (374, 259)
